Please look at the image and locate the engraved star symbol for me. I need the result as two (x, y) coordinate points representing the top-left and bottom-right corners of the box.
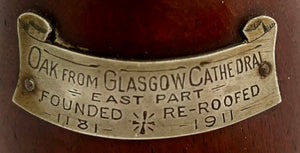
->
(132, 111), (155, 134)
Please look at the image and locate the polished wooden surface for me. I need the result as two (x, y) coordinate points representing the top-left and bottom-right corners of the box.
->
(0, 0), (299, 153)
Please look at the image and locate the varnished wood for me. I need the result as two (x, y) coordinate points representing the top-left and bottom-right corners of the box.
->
(0, 0), (299, 152)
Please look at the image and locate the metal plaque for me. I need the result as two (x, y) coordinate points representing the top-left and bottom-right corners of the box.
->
(13, 12), (281, 139)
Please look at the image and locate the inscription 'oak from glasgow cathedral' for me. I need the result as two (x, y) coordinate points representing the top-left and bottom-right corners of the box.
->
(27, 44), (262, 94)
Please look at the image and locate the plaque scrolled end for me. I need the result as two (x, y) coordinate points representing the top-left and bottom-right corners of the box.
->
(18, 12), (53, 42)
(243, 16), (277, 43)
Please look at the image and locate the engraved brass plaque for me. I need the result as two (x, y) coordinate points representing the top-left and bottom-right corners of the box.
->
(13, 12), (281, 139)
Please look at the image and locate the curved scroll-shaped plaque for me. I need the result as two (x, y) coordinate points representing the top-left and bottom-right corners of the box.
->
(13, 12), (281, 139)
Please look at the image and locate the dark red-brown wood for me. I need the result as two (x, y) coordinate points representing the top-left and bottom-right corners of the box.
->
(0, 0), (299, 153)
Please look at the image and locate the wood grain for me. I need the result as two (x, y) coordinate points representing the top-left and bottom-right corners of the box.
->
(0, 0), (299, 153)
